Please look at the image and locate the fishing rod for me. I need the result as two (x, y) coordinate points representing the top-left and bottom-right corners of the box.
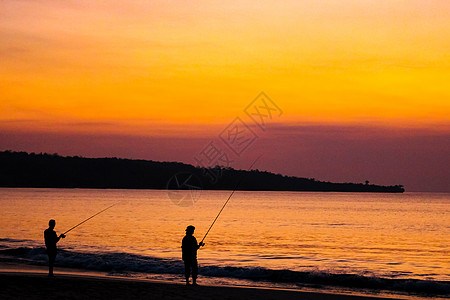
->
(63, 203), (117, 235)
(200, 154), (263, 245)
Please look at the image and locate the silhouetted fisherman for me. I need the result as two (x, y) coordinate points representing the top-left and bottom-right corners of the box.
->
(181, 225), (204, 285)
(44, 219), (65, 277)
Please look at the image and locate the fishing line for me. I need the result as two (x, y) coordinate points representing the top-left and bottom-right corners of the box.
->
(200, 154), (263, 244)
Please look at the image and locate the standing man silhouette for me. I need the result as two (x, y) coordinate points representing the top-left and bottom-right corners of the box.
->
(44, 219), (65, 277)
(181, 225), (204, 285)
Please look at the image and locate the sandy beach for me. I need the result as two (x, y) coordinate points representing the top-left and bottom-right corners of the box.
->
(0, 263), (399, 300)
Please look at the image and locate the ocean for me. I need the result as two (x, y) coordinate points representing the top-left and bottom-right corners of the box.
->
(0, 188), (448, 298)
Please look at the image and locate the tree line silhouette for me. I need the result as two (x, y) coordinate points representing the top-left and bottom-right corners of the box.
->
(0, 151), (404, 193)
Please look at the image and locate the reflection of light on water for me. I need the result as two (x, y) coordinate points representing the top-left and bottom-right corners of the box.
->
(0, 188), (449, 285)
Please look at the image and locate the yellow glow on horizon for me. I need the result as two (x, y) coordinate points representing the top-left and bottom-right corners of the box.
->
(1, 0), (449, 136)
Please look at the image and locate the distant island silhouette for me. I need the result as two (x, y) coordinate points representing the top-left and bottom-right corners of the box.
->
(0, 151), (404, 193)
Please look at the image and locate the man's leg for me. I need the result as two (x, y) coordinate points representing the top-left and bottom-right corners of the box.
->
(184, 261), (191, 285)
(192, 259), (198, 285)
(48, 252), (56, 277)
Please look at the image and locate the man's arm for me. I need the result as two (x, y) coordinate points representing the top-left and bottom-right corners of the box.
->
(55, 232), (65, 243)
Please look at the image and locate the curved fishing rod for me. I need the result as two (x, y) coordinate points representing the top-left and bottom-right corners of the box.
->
(63, 203), (117, 235)
(200, 154), (263, 245)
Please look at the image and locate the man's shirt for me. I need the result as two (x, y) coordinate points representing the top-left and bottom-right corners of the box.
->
(182, 235), (198, 261)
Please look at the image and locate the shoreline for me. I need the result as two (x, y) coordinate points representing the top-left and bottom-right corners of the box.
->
(0, 253), (446, 300)
(0, 266), (402, 300)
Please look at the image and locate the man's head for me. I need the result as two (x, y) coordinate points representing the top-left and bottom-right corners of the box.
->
(48, 219), (55, 229)
(185, 225), (195, 235)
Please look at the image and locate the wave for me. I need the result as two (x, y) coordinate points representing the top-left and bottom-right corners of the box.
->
(0, 246), (448, 296)
(0, 238), (33, 243)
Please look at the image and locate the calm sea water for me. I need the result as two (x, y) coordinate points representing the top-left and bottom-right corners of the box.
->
(0, 188), (449, 296)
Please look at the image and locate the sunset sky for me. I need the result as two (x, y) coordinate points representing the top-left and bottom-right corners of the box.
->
(1, 0), (449, 191)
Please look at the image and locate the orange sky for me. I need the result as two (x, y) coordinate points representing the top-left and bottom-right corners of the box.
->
(1, 0), (449, 134)
(0, 1), (449, 191)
